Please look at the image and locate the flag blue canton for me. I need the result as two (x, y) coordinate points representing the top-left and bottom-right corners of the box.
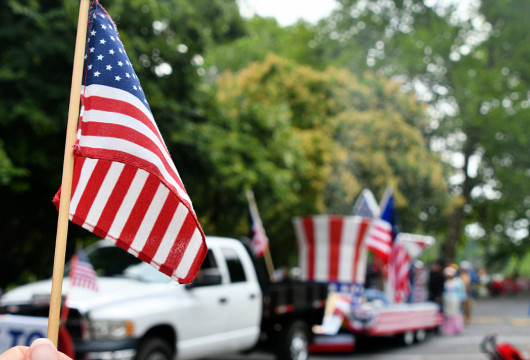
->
(84, 5), (150, 110)
(353, 199), (374, 218)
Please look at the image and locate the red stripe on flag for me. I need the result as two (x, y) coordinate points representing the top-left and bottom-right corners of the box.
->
(141, 195), (179, 261)
(94, 164), (138, 236)
(74, 160), (112, 222)
(302, 217), (315, 280)
(328, 217), (343, 281)
(83, 96), (165, 147)
(117, 174), (160, 250)
(71, 156), (86, 197)
(79, 121), (186, 193)
(160, 211), (197, 275)
(76, 147), (190, 210)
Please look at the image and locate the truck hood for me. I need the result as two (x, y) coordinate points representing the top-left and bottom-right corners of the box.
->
(1, 277), (179, 313)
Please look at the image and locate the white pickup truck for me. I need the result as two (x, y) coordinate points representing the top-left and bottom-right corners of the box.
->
(0, 236), (327, 360)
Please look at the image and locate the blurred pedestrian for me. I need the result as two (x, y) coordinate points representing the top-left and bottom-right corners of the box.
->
(428, 260), (445, 310)
(442, 266), (467, 335)
(459, 261), (474, 325)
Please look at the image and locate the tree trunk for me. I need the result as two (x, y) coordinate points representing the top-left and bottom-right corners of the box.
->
(443, 128), (479, 264)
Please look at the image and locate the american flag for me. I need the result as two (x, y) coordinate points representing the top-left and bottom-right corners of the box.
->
(69, 249), (98, 292)
(388, 236), (410, 303)
(54, 1), (206, 284)
(395, 233), (434, 303)
(246, 190), (269, 257)
(352, 188), (379, 218)
(365, 188), (396, 262)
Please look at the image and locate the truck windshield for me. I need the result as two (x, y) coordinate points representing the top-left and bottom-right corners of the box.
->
(86, 245), (171, 283)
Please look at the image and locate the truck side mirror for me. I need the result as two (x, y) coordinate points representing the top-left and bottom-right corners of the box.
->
(186, 269), (222, 289)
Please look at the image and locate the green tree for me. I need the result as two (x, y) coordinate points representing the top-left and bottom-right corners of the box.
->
(315, 0), (529, 264)
(194, 54), (448, 264)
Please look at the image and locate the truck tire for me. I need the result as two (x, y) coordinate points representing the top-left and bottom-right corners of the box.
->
(399, 331), (415, 346)
(415, 329), (426, 343)
(137, 337), (173, 360)
(275, 320), (309, 360)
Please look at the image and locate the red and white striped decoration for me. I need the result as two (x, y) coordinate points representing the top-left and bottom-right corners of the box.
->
(346, 303), (442, 335)
(293, 215), (370, 284)
(388, 236), (410, 303)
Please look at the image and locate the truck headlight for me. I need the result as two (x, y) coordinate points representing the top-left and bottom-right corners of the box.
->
(90, 320), (134, 340)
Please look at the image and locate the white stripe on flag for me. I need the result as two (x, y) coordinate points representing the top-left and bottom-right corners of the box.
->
(83, 85), (156, 128)
(70, 158), (98, 215)
(107, 168), (149, 238)
(84, 161), (125, 230)
(83, 109), (169, 160)
(174, 227), (203, 279)
(152, 202), (188, 265)
(79, 135), (191, 204)
(130, 183), (170, 252)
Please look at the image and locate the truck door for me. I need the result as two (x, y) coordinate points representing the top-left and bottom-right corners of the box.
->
(218, 245), (261, 347)
(177, 249), (229, 357)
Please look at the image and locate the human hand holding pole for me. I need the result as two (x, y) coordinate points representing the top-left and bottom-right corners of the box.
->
(0, 339), (72, 360)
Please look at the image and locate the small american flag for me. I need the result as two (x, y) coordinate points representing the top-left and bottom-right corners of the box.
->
(246, 190), (269, 257)
(365, 188), (396, 262)
(352, 188), (379, 218)
(69, 249), (98, 292)
(388, 237), (410, 303)
(54, 1), (206, 284)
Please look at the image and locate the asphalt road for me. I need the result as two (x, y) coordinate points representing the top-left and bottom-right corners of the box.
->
(209, 293), (530, 360)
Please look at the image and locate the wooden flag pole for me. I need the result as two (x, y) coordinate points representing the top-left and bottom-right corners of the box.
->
(47, 0), (90, 346)
(245, 189), (275, 282)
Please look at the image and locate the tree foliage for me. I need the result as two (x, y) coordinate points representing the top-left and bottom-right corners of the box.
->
(193, 54), (448, 264)
(313, 0), (529, 265)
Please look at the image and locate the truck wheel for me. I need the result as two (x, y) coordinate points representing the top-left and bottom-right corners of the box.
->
(415, 329), (426, 343)
(400, 331), (415, 346)
(275, 320), (309, 360)
(137, 337), (173, 360)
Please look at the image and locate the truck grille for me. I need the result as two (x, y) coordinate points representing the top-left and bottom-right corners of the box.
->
(1, 303), (86, 342)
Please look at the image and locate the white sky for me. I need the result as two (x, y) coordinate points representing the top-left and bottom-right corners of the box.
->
(238, 0), (338, 26)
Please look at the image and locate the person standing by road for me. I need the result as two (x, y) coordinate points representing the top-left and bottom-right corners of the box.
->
(442, 266), (467, 335)
(459, 261), (474, 325)
(428, 260), (445, 310)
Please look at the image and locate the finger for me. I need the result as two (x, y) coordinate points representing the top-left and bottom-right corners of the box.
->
(0, 346), (28, 360)
(27, 339), (59, 360)
(57, 352), (72, 360)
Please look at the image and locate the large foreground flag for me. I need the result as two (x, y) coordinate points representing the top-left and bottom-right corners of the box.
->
(365, 188), (396, 262)
(54, 1), (206, 284)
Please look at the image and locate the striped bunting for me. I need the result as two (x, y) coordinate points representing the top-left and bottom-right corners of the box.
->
(293, 215), (370, 285)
